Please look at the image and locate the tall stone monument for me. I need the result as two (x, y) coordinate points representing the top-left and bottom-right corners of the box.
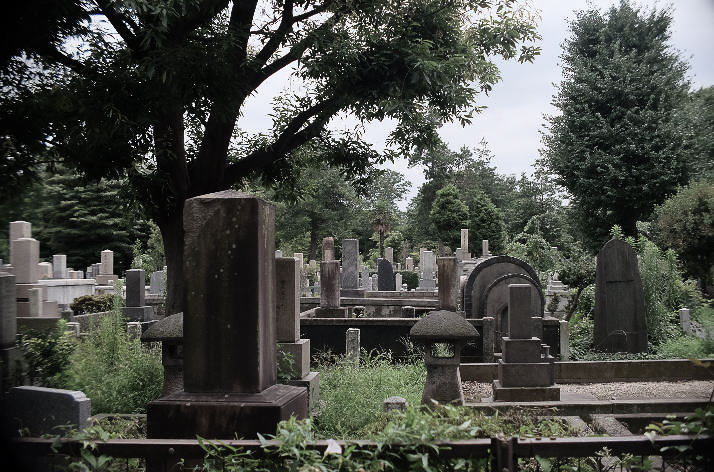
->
(492, 284), (559, 401)
(123, 269), (154, 321)
(460, 229), (470, 260)
(315, 260), (348, 317)
(594, 239), (647, 353)
(341, 239), (364, 297)
(95, 250), (118, 285)
(418, 250), (436, 290)
(147, 191), (306, 440)
(437, 257), (459, 311)
(377, 258), (395, 291)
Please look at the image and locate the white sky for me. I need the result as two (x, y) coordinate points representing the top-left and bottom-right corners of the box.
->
(238, 0), (714, 208)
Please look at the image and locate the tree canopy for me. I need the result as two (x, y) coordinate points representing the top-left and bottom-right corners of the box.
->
(1, 0), (541, 312)
(540, 1), (692, 243)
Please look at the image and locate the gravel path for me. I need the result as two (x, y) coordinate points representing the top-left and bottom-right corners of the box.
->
(463, 380), (714, 402)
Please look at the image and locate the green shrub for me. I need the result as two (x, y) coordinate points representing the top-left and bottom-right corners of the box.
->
(63, 284), (163, 413)
(18, 319), (77, 387)
(656, 335), (714, 359)
(69, 294), (114, 315)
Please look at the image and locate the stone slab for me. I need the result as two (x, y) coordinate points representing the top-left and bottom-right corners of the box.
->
(94, 274), (118, 285)
(4, 386), (91, 436)
(146, 384), (307, 439)
(498, 360), (553, 387)
(314, 307), (349, 318)
(278, 339), (310, 379)
(17, 300), (57, 317)
(492, 380), (560, 402)
(1, 272), (17, 348)
(276, 257), (301, 343)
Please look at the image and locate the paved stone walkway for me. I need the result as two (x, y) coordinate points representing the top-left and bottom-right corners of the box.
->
(463, 380), (714, 402)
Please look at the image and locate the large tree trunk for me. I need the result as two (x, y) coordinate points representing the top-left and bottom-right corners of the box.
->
(157, 211), (185, 315)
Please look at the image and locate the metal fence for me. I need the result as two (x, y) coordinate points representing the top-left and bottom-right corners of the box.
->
(10, 434), (714, 472)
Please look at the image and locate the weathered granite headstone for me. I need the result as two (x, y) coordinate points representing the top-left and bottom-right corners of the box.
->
(384, 247), (394, 264)
(0, 272), (16, 349)
(460, 229), (470, 259)
(594, 239), (647, 353)
(315, 260), (347, 317)
(346, 328), (360, 363)
(52, 255), (67, 279)
(4, 386), (90, 436)
(437, 257), (459, 311)
(492, 284), (559, 401)
(679, 308), (692, 335)
(123, 269), (154, 321)
(482, 240), (489, 257)
(418, 251), (435, 290)
(149, 268), (167, 294)
(13, 238), (39, 284)
(322, 237), (335, 261)
(9, 221), (31, 266)
(37, 262), (53, 280)
(559, 319), (570, 360)
(147, 191), (307, 440)
(371, 274), (378, 291)
(293, 252), (304, 268)
(341, 239), (364, 296)
(377, 258), (395, 291)
(405, 257), (414, 271)
(395, 273), (403, 290)
(360, 266), (370, 290)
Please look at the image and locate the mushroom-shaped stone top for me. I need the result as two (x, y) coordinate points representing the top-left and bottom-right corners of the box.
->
(141, 312), (183, 342)
(409, 310), (478, 342)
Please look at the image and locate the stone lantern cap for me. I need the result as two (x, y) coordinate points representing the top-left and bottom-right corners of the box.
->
(409, 310), (478, 342)
(141, 312), (183, 342)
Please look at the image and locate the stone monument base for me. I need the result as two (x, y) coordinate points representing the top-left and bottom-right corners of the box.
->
(287, 371), (320, 415)
(340, 288), (366, 298)
(314, 307), (350, 318)
(147, 384), (307, 439)
(122, 306), (154, 322)
(492, 380), (560, 402)
(94, 274), (118, 285)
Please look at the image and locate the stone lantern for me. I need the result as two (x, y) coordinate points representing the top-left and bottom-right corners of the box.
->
(409, 310), (478, 405)
(141, 313), (183, 395)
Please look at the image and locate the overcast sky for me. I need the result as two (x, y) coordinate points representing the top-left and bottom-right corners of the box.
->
(238, 1), (714, 208)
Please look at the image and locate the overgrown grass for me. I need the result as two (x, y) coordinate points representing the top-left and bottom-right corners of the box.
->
(312, 350), (424, 438)
(62, 282), (164, 413)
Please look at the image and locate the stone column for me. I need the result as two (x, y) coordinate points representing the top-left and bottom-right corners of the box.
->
(482, 240), (489, 257)
(679, 308), (691, 335)
(52, 255), (67, 279)
(460, 229), (469, 259)
(384, 247), (394, 264)
(559, 320), (570, 360)
(322, 237), (334, 261)
(346, 328), (360, 363)
(418, 250), (435, 290)
(315, 261), (347, 317)
(437, 257), (459, 311)
(341, 239), (363, 296)
(481, 316), (495, 362)
(148, 191), (306, 441)
(123, 269), (153, 321)
(9, 221), (31, 266)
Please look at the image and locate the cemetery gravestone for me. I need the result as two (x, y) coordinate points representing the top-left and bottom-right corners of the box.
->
(377, 258), (395, 291)
(315, 260), (348, 317)
(322, 237), (335, 261)
(341, 239), (364, 297)
(4, 386), (91, 436)
(405, 257), (414, 271)
(147, 191), (306, 440)
(52, 255), (67, 279)
(418, 251), (436, 290)
(385, 247), (394, 264)
(437, 257), (459, 311)
(594, 239), (647, 353)
(123, 269), (154, 321)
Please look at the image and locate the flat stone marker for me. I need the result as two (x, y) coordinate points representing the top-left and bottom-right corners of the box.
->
(594, 239), (647, 353)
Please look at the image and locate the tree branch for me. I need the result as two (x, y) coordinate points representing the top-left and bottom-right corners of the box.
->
(224, 96), (343, 183)
(164, 0), (231, 43)
(95, 0), (141, 50)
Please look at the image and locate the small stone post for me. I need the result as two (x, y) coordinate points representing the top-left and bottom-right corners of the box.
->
(559, 320), (570, 361)
(482, 240), (489, 257)
(346, 328), (360, 363)
(679, 308), (691, 335)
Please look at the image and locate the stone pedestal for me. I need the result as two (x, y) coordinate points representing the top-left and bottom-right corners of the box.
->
(123, 269), (153, 321)
(147, 385), (308, 439)
(278, 339), (310, 379)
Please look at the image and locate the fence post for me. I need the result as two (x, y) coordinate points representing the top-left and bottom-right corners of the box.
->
(491, 437), (516, 472)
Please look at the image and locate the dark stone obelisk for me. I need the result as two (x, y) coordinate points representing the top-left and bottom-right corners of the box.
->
(147, 191), (307, 441)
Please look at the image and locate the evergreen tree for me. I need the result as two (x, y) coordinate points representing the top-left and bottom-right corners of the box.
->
(430, 184), (469, 249)
(541, 1), (691, 243)
(467, 192), (507, 255)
